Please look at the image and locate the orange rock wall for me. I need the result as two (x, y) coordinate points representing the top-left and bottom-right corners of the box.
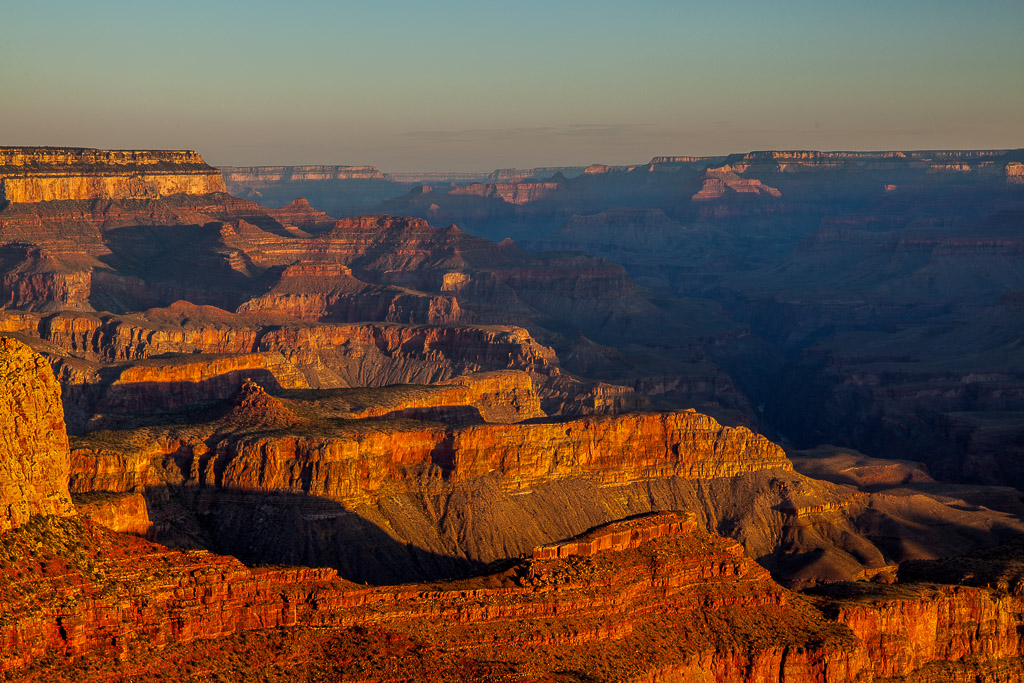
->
(0, 337), (74, 532)
(171, 410), (791, 505)
(1008, 162), (1024, 184)
(76, 492), (154, 537)
(531, 513), (700, 559)
(0, 147), (226, 202)
(0, 519), (339, 672)
(0, 173), (227, 203)
(838, 588), (1024, 679)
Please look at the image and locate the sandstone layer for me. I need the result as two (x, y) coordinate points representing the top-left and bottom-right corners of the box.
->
(64, 377), (1024, 588)
(0, 337), (74, 532)
(0, 148), (226, 202)
(6, 512), (1024, 681)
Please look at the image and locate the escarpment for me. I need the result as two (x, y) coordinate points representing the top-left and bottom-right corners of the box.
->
(448, 181), (561, 204)
(0, 516), (342, 673)
(6, 145), (1024, 680)
(0, 305), (605, 431)
(66, 377), (1024, 588)
(0, 147), (226, 202)
(8, 512), (1024, 681)
(1, 336), (1023, 680)
(220, 165), (386, 184)
(0, 336), (74, 532)
(692, 164), (782, 201)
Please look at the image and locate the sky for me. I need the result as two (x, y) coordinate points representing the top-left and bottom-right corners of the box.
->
(2, 0), (1022, 171)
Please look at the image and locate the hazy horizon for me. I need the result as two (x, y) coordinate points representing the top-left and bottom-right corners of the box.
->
(3, 0), (1022, 172)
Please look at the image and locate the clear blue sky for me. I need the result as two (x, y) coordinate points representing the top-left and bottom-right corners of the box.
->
(2, 0), (1022, 170)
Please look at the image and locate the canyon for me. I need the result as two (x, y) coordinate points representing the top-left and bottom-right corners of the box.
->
(2, 145), (1024, 680)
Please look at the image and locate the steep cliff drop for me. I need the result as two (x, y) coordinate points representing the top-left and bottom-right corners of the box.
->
(0, 351), (1021, 680)
(0, 147), (226, 202)
(0, 336), (74, 532)
(67, 376), (1024, 589)
(6, 511), (1024, 681)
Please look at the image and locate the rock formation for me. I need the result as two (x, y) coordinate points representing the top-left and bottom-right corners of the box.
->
(448, 181), (560, 204)
(0, 336), (74, 532)
(1009, 161), (1024, 184)
(63, 375), (1024, 588)
(0, 147), (226, 202)
(692, 164), (782, 201)
(4, 144), (1024, 679)
(220, 165), (386, 184)
(6, 511), (1024, 681)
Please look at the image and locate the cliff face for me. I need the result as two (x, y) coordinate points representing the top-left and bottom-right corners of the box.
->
(692, 164), (782, 201)
(204, 409), (790, 501)
(449, 181), (560, 204)
(0, 336), (74, 532)
(0, 305), (584, 431)
(835, 586), (1024, 679)
(0, 147), (226, 202)
(236, 261), (469, 325)
(1008, 161), (1024, 184)
(8, 512), (1024, 681)
(66, 377), (1024, 589)
(0, 516), (340, 672)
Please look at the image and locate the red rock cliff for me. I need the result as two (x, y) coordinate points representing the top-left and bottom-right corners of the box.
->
(0, 336), (74, 532)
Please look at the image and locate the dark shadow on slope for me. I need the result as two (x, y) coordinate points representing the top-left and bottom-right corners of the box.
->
(61, 368), (292, 434)
(91, 223), (269, 312)
(140, 485), (485, 585)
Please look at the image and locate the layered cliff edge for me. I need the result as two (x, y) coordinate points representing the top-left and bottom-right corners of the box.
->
(6, 511), (1024, 682)
(3, 341), (1024, 680)
(0, 337), (74, 532)
(0, 147), (226, 202)
(66, 373), (1024, 588)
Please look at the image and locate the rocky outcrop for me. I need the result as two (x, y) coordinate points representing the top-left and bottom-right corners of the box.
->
(692, 164), (782, 201)
(484, 165), (586, 182)
(335, 370), (546, 423)
(449, 181), (560, 204)
(8, 512), (1024, 681)
(0, 305), (578, 430)
(0, 148), (226, 202)
(531, 511), (698, 559)
(833, 584), (1024, 679)
(67, 377), (1024, 589)
(0, 516), (340, 672)
(0, 336), (74, 532)
(236, 261), (468, 325)
(1008, 161), (1024, 184)
(262, 197), (337, 233)
(74, 491), (154, 537)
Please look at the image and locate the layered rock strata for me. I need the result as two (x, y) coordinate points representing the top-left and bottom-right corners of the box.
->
(7, 512), (1024, 681)
(0, 516), (339, 672)
(692, 164), (782, 201)
(448, 181), (560, 204)
(0, 337), (74, 532)
(0, 148), (226, 202)
(66, 378), (1024, 588)
(0, 306), (604, 431)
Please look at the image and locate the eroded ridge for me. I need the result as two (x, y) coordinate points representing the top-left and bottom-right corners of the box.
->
(531, 512), (701, 559)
